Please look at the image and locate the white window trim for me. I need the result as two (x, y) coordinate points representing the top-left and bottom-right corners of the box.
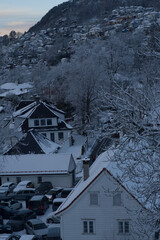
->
(117, 220), (130, 235)
(113, 192), (122, 206)
(82, 219), (95, 234)
(89, 191), (99, 206)
(34, 118), (53, 127)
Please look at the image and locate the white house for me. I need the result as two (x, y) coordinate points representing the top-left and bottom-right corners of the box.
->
(12, 100), (72, 145)
(0, 153), (76, 187)
(56, 151), (152, 240)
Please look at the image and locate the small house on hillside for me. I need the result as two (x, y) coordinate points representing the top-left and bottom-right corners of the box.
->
(56, 151), (152, 240)
(3, 129), (60, 155)
(12, 100), (72, 145)
(0, 153), (76, 187)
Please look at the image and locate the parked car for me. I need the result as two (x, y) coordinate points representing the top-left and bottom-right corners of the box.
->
(0, 182), (17, 192)
(35, 182), (53, 195)
(45, 188), (63, 203)
(0, 215), (3, 224)
(28, 195), (49, 215)
(47, 226), (61, 240)
(0, 205), (17, 219)
(0, 224), (13, 233)
(52, 198), (65, 212)
(0, 234), (20, 240)
(59, 188), (73, 198)
(19, 236), (41, 240)
(0, 188), (10, 196)
(10, 188), (35, 200)
(13, 181), (34, 193)
(7, 209), (37, 232)
(0, 199), (22, 210)
(46, 212), (60, 224)
(25, 219), (48, 238)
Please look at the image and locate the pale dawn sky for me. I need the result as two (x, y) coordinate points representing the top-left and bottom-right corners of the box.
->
(0, 0), (68, 36)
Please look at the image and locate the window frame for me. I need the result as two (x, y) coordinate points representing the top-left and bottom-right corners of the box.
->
(58, 132), (64, 140)
(34, 119), (39, 126)
(33, 118), (53, 127)
(118, 220), (130, 234)
(113, 192), (122, 206)
(82, 219), (95, 234)
(90, 191), (99, 206)
(37, 176), (42, 184)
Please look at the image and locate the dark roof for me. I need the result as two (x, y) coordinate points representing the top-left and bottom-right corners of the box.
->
(16, 100), (34, 111)
(29, 102), (58, 119)
(3, 130), (59, 155)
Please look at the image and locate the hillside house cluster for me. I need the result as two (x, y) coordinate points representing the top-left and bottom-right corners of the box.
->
(1, 6), (160, 73)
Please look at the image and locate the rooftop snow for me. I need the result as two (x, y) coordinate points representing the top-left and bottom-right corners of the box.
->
(0, 153), (75, 175)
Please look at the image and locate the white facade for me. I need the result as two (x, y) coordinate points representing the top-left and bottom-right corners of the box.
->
(40, 130), (71, 145)
(0, 154), (76, 188)
(58, 170), (144, 240)
(1, 173), (73, 188)
(28, 117), (58, 128)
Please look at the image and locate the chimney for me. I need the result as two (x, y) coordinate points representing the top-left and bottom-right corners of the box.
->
(83, 157), (90, 181)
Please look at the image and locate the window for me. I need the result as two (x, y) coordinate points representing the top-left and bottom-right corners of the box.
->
(90, 192), (99, 205)
(58, 132), (64, 140)
(82, 220), (95, 234)
(113, 192), (122, 206)
(50, 133), (55, 142)
(16, 177), (21, 183)
(47, 119), (52, 126)
(40, 119), (45, 126)
(38, 176), (42, 184)
(118, 220), (130, 234)
(34, 120), (39, 126)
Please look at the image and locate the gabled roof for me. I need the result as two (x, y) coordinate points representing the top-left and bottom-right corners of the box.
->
(0, 153), (76, 175)
(55, 150), (144, 216)
(13, 100), (72, 131)
(13, 100), (65, 119)
(3, 130), (60, 155)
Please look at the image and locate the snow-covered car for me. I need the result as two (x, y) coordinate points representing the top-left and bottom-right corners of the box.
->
(0, 182), (16, 192)
(45, 187), (63, 203)
(18, 235), (41, 240)
(25, 219), (48, 238)
(0, 199), (22, 210)
(13, 181), (34, 193)
(52, 198), (65, 212)
(46, 212), (60, 224)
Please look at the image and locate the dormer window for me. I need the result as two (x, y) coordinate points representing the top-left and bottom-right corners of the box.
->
(47, 119), (52, 126)
(41, 119), (45, 126)
(34, 120), (39, 126)
(33, 119), (53, 127)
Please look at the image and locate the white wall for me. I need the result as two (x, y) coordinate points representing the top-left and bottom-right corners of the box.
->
(1, 173), (73, 188)
(40, 130), (71, 145)
(28, 118), (58, 128)
(60, 171), (144, 240)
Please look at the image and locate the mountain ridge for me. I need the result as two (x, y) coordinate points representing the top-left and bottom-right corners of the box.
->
(29, 0), (160, 33)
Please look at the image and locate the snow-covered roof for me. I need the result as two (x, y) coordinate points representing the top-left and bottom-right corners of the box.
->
(0, 82), (33, 98)
(0, 82), (33, 90)
(31, 131), (60, 154)
(0, 153), (75, 175)
(56, 150), (143, 215)
(13, 100), (65, 119)
(4, 130), (60, 155)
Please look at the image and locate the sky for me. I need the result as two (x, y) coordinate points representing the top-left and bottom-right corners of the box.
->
(0, 0), (68, 36)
